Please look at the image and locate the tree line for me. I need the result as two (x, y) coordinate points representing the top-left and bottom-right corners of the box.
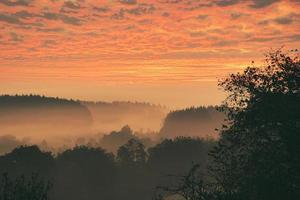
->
(0, 137), (214, 200)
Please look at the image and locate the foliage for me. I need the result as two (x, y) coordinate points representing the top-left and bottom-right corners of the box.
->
(54, 146), (115, 200)
(0, 136), (214, 200)
(100, 125), (138, 153)
(209, 49), (300, 200)
(117, 138), (148, 165)
(148, 137), (215, 176)
(0, 146), (54, 179)
(0, 173), (51, 200)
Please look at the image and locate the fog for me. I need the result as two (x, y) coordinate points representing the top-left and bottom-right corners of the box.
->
(83, 101), (169, 134)
(0, 101), (93, 148)
(0, 95), (169, 151)
(0, 95), (224, 154)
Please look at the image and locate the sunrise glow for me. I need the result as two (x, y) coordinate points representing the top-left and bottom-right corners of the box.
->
(1, 0), (300, 107)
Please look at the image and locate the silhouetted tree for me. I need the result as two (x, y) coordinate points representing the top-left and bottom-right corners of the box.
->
(54, 146), (116, 200)
(0, 146), (54, 180)
(100, 125), (137, 153)
(210, 49), (300, 200)
(115, 138), (150, 200)
(117, 138), (147, 166)
(148, 137), (215, 200)
(148, 137), (214, 177)
(0, 137), (216, 200)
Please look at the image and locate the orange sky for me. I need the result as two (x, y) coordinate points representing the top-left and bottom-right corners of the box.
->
(1, 0), (300, 108)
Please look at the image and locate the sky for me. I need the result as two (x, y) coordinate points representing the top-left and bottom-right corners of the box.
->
(0, 0), (300, 108)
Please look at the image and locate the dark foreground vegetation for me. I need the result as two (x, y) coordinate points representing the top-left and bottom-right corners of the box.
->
(0, 137), (214, 200)
(0, 49), (299, 200)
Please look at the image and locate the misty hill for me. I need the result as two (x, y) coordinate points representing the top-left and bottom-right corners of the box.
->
(0, 94), (223, 149)
(159, 106), (225, 138)
(0, 95), (93, 143)
(0, 95), (168, 147)
(83, 101), (169, 133)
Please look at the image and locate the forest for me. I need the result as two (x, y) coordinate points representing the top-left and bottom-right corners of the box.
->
(0, 50), (299, 200)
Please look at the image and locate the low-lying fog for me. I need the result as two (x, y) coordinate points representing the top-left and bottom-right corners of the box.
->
(0, 95), (224, 154)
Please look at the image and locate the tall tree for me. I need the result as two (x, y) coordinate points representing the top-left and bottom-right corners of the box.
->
(117, 138), (147, 165)
(210, 49), (300, 200)
(54, 146), (115, 200)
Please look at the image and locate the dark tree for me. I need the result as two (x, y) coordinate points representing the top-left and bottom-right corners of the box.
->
(0, 173), (51, 200)
(54, 146), (116, 200)
(100, 125), (137, 153)
(117, 138), (147, 165)
(0, 146), (54, 180)
(148, 137), (214, 177)
(115, 138), (151, 200)
(149, 138), (215, 200)
(210, 49), (300, 200)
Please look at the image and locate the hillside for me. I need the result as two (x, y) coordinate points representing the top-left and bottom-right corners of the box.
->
(0, 95), (169, 147)
(159, 106), (225, 138)
(0, 95), (93, 144)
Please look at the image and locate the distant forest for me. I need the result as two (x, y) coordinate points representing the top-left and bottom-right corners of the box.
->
(0, 94), (223, 153)
(0, 95), (91, 130)
(0, 94), (168, 133)
(0, 95), (93, 147)
(159, 106), (224, 138)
